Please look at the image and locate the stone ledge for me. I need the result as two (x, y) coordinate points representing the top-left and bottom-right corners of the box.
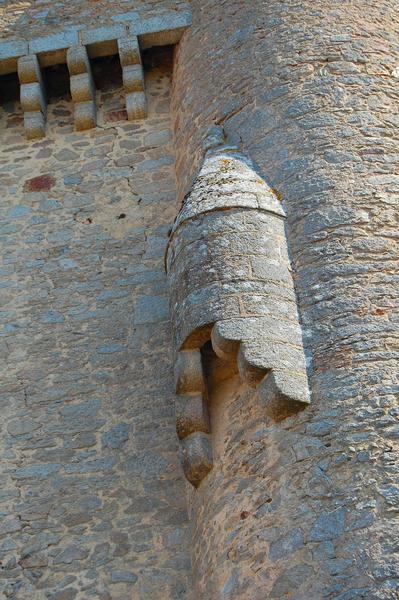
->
(0, 39), (29, 75)
(29, 30), (79, 55)
(0, 8), (191, 75)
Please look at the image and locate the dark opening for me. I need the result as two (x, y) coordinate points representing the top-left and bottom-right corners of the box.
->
(142, 45), (174, 72)
(91, 55), (123, 92)
(42, 64), (71, 101)
(0, 71), (20, 105)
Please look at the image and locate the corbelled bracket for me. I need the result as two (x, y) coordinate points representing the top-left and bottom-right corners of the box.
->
(18, 54), (46, 139)
(175, 349), (213, 488)
(118, 36), (146, 120)
(166, 126), (311, 487)
(67, 46), (96, 131)
(1, 9), (192, 138)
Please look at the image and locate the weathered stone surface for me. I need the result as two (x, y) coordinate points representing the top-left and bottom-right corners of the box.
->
(66, 46), (91, 76)
(17, 54), (41, 84)
(0, 43), (192, 600)
(23, 174), (56, 192)
(171, 1), (399, 598)
(167, 138), (310, 430)
(74, 101), (96, 131)
(29, 30), (79, 55)
(81, 24), (126, 49)
(118, 35), (140, 66)
(118, 35), (147, 120)
(175, 394), (210, 440)
(173, 348), (212, 484)
(18, 54), (46, 139)
(180, 432), (213, 488)
(126, 92), (147, 121)
(0, 1), (397, 599)
(175, 349), (205, 395)
(67, 46), (96, 131)
(122, 63), (144, 92)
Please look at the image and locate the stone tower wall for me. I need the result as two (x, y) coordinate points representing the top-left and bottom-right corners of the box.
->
(171, 1), (399, 599)
(0, 1), (398, 599)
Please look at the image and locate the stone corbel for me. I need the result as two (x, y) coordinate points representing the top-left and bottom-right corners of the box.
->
(18, 54), (46, 139)
(117, 36), (146, 120)
(166, 126), (311, 487)
(67, 46), (96, 131)
(175, 349), (213, 487)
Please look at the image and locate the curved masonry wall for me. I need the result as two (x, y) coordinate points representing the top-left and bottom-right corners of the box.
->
(171, 1), (399, 599)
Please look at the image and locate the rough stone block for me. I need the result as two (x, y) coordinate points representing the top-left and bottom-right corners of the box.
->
(18, 54), (47, 139)
(128, 11), (192, 49)
(29, 30), (79, 55)
(139, 27), (189, 50)
(0, 38), (28, 60)
(123, 64), (144, 92)
(70, 72), (95, 103)
(129, 10), (192, 35)
(18, 54), (41, 84)
(67, 46), (96, 131)
(175, 349), (205, 394)
(81, 24), (125, 58)
(20, 82), (46, 113)
(81, 24), (126, 47)
(0, 39), (28, 75)
(176, 394), (210, 440)
(67, 45), (91, 76)
(118, 36), (140, 66)
(126, 91), (147, 120)
(74, 101), (96, 131)
(180, 432), (213, 488)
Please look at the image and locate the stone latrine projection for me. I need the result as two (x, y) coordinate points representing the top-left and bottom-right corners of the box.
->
(166, 127), (310, 486)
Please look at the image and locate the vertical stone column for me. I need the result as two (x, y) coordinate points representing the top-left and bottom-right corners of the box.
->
(118, 36), (147, 120)
(67, 46), (96, 131)
(171, 1), (399, 598)
(18, 54), (46, 139)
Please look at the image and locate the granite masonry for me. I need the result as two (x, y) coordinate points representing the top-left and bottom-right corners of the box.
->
(0, 1), (398, 600)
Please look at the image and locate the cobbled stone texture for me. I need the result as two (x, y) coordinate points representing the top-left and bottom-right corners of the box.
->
(0, 45), (192, 600)
(0, 1), (190, 40)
